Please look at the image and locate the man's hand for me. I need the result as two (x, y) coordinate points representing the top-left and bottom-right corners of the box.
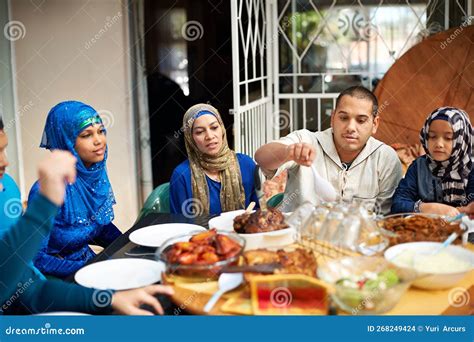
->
(38, 151), (77, 206)
(286, 143), (316, 167)
(111, 285), (174, 315)
(255, 142), (317, 174)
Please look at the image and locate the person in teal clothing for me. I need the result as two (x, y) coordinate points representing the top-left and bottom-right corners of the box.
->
(0, 116), (173, 315)
(170, 103), (259, 216)
(0, 173), (21, 233)
(0, 172), (45, 280)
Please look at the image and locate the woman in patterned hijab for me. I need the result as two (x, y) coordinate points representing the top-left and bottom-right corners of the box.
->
(392, 106), (474, 216)
(170, 104), (258, 216)
(419, 107), (473, 206)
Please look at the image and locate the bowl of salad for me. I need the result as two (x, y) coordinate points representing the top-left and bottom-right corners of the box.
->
(317, 256), (417, 314)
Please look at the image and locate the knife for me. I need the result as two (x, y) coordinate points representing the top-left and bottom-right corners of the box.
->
(221, 262), (282, 274)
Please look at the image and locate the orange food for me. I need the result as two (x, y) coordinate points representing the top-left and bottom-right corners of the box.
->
(165, 229), (242, 266)
(215, 234), (241, 256)
(199, 252), (220, 264)
(190, 229), (217, 245)
(176, 252), (197, 265)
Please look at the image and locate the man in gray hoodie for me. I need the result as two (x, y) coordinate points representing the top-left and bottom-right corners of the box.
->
(255, 86), (402, 214)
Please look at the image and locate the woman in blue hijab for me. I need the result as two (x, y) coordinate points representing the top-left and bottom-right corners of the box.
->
(28, 101), (121, 278)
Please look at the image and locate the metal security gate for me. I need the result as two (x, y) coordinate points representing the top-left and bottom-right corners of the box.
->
(231, 0), (473, 154)
(230, 0), (276, 157)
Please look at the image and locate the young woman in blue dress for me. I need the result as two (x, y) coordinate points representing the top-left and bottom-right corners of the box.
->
(28, 101), (121, 278)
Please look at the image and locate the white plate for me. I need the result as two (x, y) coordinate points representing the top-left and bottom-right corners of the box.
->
(208, 209), (257, 231)
(209, 209), (292, 235)
(75, 258), (165, 290)
(129, 223), (206, 247)
(208, 210), (295, 250)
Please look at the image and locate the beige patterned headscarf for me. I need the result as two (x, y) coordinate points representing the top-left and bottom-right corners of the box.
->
(183, 104), (245, 214)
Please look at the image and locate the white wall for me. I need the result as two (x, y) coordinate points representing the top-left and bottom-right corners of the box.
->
(10, 0), (139, 231)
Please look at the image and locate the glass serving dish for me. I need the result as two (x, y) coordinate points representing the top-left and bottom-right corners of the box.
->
(156, 230), (245, 283)
(288, 202), (389, 257)
(318, 256), (417, 314)
(375, 213), (466, 246)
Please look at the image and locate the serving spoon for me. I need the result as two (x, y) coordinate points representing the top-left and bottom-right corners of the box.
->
(203, 272), (243, 313)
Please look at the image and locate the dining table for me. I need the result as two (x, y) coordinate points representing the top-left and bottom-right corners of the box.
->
(69, 213), (214, 315)
(74, 213), (474, 316)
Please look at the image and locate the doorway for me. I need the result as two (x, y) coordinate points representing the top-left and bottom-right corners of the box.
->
(144, 0), (234, 187)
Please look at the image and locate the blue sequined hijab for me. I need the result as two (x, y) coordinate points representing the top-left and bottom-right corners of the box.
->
(40, 101), (115, 225)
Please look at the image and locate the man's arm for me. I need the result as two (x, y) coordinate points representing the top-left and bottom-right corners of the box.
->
(255, 142), (292, 171)
(255, 139), (316, 177)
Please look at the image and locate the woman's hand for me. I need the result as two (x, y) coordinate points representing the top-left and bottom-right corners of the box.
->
(111, 285), (174, 315)
(458, 203), (474, 219)
(419, 202), (460, 217)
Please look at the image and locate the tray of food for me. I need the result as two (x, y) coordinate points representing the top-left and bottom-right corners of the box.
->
(160, 234), (333, 315)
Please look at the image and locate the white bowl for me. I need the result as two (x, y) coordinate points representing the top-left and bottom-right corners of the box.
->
(384, 242), (474, 290)
(208, 210), (247, 231)
(208, 210), (295, 250)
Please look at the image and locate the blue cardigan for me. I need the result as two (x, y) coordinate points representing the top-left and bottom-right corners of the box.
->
(391, 156), (474, 213)
(170, 153), (259, 215)
(0, 193), (112, 315)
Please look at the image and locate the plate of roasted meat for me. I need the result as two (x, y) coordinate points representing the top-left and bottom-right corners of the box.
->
(209, 208), (295, 250)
